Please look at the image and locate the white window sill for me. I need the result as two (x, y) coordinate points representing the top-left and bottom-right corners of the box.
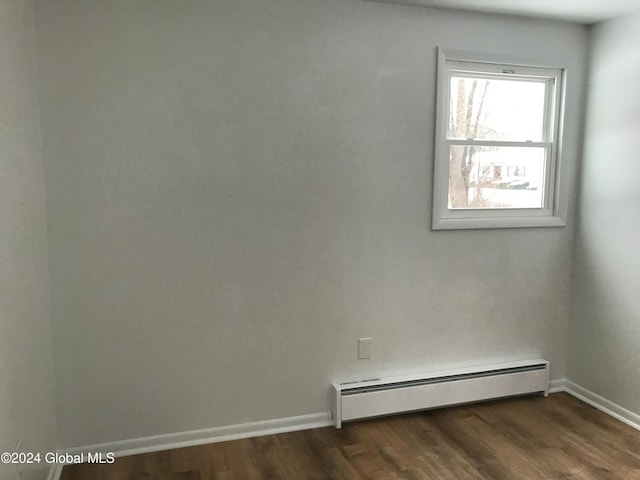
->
(432, 215), (566, 230)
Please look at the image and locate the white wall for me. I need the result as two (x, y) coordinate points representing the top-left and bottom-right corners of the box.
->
(0, 1), (58, 478)
(35, 0), (588, 448)
(568, 12), (640, 416)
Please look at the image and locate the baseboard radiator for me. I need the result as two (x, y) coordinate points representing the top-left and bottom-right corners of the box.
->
(332, 358), (549, 428)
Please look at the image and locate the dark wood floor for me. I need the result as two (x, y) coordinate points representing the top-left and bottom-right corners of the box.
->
(61, 393), (640, 480)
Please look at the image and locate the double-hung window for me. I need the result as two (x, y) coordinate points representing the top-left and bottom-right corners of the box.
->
(432, 49), (566, 230)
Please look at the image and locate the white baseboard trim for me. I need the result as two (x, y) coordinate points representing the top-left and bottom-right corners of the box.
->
(550, 378), (640, 432)
(60, 412), (332, 460)
(563, 380), (640, 433)
(46, 380), (640, 479)
(548, 378), (567, 393)
(47, 412), (330, 479)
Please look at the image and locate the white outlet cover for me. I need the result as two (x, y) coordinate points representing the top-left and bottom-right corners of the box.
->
(358, 337), (372, 359)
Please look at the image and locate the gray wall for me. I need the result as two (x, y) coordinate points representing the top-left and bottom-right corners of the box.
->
(0, 0), (58, 478)
(35, 0), (588, 448)
(568, 12), (640, 416)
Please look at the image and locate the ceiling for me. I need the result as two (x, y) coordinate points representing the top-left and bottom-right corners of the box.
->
(359, 0), (640, 24)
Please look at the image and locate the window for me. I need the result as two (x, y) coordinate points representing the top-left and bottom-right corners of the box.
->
(432, 49), (567, 230)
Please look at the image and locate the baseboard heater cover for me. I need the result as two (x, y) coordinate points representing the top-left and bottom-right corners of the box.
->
(332, 358), (549, 428)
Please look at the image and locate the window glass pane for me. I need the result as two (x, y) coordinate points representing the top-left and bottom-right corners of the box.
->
(448, 77), (546, 142)
(448, 146), (545, 209)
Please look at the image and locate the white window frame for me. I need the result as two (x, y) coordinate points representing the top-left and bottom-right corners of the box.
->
(432, 48), (567, 230)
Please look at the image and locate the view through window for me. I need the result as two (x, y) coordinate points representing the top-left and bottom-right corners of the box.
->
(448, 77), (547, 209)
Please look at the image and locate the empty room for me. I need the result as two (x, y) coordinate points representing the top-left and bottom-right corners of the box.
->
(1, 0), (639, 478)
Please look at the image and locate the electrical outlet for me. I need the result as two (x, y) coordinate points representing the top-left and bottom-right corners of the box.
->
(358, 337), (371, 359)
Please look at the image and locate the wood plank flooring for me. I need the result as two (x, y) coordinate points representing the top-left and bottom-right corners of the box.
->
(60, 393), (640, 480)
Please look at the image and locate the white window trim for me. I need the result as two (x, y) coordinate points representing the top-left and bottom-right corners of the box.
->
(432, 48), (568, 230)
